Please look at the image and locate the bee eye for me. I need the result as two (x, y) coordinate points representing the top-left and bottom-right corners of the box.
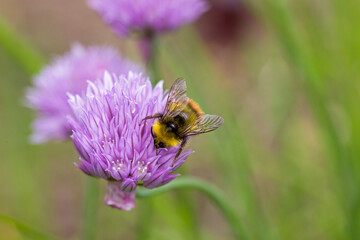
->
(166, 122), (177, 132)
(158, 142), (165, 148)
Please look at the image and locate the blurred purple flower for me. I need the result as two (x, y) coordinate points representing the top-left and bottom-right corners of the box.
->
(68, 72), (192, 210)
(26, 44), (143, 143)
(196, 0), (257, 46)
(88, 0), (209, 36)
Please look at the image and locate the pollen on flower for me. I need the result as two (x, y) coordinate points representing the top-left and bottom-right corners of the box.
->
(112, 159), (124, 171)
(102, 134), (115, 148)
(137, 161), (150, 175)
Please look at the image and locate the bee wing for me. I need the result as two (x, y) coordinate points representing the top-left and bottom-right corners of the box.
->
(163, 78), (189, 118)
(184, 114), (224, 136)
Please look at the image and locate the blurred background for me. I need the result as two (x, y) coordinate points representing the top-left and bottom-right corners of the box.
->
(1, 0), (360, 239)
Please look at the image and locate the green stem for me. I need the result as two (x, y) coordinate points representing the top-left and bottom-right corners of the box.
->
(136, 199), (154, 240)
(136, 177), (247, 240)
(82, 178), (100, 240)
(147, 36), (159, 85)
(0, 14), (46, 76)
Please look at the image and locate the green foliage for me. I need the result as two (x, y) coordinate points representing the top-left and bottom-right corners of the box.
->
(0, 214), (59, 240)
(1, 0), (360, 239)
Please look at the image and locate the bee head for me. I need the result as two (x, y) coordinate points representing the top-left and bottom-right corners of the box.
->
(165, 122), (177, 133)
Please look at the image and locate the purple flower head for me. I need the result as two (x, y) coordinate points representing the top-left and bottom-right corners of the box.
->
(25, 44), (143, 143)
(68, 72), (193, 210)
(88, 0), (209, 36)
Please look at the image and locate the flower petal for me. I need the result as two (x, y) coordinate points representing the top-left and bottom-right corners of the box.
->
(104, 181), (136, 211)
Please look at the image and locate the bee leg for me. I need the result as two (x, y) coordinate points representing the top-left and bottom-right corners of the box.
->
(139, 114), (163, 126)
(171, 138), (188, 167)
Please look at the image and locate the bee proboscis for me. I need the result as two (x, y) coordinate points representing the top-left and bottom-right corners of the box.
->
(140, 78), (224, 166)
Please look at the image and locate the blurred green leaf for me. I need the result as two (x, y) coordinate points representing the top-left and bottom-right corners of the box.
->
(0, 214), (60, 240)
(0, 14), (46, 76)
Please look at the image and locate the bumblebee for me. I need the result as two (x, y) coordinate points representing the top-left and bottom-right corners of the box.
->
(140, 78), (224, 165)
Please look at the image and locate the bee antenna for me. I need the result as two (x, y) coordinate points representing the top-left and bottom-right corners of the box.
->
(139, 114), (162, 126)
(139, 118), (145, 126)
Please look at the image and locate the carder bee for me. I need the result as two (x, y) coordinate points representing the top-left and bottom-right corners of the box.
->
(140, 78), (224, 166)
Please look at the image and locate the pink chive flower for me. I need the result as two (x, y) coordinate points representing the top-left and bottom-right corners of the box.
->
(25, 44), (143, 143)
(68, 72), (192, 210)
(87, 0), (209, 36)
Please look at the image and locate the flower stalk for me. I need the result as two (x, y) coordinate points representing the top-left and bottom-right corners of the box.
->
(148, 36), (160, 85)
(139, 31), (159, 85)
(82, 177), (100, 240)
(136, 177), (248, 240)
